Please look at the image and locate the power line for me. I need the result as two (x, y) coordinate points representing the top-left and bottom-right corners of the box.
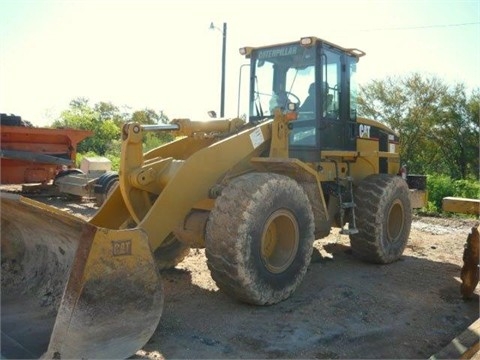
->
(361, 21), (480, 32)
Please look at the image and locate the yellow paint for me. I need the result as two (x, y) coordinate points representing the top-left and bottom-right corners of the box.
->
(443, 197), (480, 215)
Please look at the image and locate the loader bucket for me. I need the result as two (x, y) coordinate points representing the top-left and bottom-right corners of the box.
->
(1, 193), (163, 359)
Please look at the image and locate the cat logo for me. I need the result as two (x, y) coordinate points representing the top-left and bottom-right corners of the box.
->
(359, 124), (371, 138)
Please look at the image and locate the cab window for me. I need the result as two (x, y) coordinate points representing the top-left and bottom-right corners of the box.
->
(322, 49), (341, 119)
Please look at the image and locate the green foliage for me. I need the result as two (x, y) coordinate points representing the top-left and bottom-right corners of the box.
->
(451, 179), (480, 199)
(424, 174), (480, 213)
(131, 109), (169, 125)
(53, 98), (174, 160)
(358, 74), (479, 180)
(132, 109), (174, 152)
(57, 100), (175, 171)
(143, 132), (174, 153)
(426, 175), (453, 211)
(52, 98), (123, 155)
(107, 155), (121, 172)
(102, 139), (121, 171)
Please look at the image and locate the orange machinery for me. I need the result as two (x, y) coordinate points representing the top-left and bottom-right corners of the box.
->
(0, 125), (92, 184)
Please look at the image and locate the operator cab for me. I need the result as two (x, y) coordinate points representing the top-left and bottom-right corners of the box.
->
(241, 37), (365, 162)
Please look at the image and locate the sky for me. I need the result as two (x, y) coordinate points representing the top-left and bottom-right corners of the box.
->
(1, 0), (479, 126)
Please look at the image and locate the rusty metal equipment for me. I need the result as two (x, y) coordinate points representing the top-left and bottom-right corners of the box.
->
(0, 116), (92, 184)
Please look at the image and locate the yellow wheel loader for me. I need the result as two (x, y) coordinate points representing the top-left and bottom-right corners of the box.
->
(1, 36), (427, 359)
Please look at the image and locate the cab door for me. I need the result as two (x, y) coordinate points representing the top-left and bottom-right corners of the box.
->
(318, 47), (356, 151)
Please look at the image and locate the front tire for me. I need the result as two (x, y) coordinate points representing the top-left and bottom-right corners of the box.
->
(206, 173), (315, 305)
(350, 174), (411, 264)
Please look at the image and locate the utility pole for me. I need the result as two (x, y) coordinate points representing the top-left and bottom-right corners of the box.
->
(210, 22), (227, 117)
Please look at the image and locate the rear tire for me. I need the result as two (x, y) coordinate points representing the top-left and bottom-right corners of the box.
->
(350, 174), (411, 264)
(206, 173), (315, 305)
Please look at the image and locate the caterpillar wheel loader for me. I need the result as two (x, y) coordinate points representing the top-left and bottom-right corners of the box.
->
(1, 36), (427, 359)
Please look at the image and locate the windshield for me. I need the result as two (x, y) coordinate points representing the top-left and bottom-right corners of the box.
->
(249, 44), (316, 119)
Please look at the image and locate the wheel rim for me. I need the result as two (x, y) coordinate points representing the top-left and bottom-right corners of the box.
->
(260, 209), (299, 274)
(386, 199), (405, 244)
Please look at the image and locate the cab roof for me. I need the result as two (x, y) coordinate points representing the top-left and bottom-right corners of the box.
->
(240, 36), (366, 59)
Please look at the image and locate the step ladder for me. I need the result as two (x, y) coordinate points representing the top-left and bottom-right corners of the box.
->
(333, 161), (358, 235)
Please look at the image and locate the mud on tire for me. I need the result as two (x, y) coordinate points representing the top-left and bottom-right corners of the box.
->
(350, 174), (411, 264)
(205, 173), (315, 305)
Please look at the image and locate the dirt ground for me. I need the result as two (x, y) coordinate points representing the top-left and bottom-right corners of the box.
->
(6, 191), (480, 359)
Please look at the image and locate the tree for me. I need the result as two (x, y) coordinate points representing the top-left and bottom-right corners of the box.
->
(132, 109), (162, 125)
(53, 100), (175, 157)
(94, 101), (130, 127)
(430, 84), (479, 179)
(131, 109), (174, 152)
(358, 74), (479, 179)
(52, 98), (124, 155)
